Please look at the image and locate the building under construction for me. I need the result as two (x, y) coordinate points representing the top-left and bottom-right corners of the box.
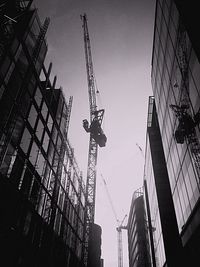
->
(0, 1), (87, 266)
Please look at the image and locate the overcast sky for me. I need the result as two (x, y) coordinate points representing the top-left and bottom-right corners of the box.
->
(34, 0), (156, 266)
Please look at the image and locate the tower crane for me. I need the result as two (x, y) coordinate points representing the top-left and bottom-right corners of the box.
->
(117, 215), (128, 267)
(101, 174), (127, 267)
(169, 22), (200, 177)
(80, 14), (107, 265)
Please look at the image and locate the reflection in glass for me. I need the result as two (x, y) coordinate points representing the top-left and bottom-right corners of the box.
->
(0, 143), (15, 176)
(30, 176), (40, 206)
(43, 132), (50, 152)
(47, 141), (54, 165)
(36, 151), (45, 177)
(47, 114), (53, 132)
(20, 167), (33, 196)
(41, 102), (48, 121)
(35, 87), (42, 107)
(28, 104), (38, 129)
(36, 118), (44, 141)
(20, 92), (31, 118)
(20, 127), (31, 154)
(29, 141), (39, 166)
(11, 114), (24, 145)
(9, 154), (24, 187)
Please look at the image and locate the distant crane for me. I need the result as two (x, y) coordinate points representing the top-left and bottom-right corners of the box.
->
(101, 174), (127, 267)
(136, 143), (144, 158)
(117, 215), (128, 267)
(81, 14), (107, 265)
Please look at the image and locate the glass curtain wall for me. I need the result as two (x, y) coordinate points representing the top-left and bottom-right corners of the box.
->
(151, 0), (200, 234)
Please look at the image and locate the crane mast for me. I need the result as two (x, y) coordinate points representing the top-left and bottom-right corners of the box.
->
(117, 216), (127, 267)
(81, 14), (107, 265)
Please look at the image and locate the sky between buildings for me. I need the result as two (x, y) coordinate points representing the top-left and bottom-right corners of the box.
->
(34, 0), (156, 266)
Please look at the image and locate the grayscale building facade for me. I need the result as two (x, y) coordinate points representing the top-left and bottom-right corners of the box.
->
(0, 1), (86, 266)
(87, 223), (102, 267)
(144, 0), (200, 266)
(144, 97), (186, 267)
(127, 187), (151, 267)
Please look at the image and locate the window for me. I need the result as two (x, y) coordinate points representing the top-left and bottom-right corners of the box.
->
(52, 125), (58, 145)
(0, 144), (15, 176)
(37, 188), (46, 216)
(20, 127), (31, 154)
(20, 92), (31, 118)
(9, 154), (24, 188)
(29, 141), (39, 166)
(17, 50), (28, 77)
(43, 132), (50, 153)
(47, 140), (54, 165)
(11, 114), (24, 145)
(56, 134), (62, 152)
(20, 167), (34, 196)
(25, 28), (37, 56)
(28, 104), (38, 129)
(36, 118), (44, 141)
(56, 96), (63, 125)
(60, 114), (67, 134)
(52, 151), (59, 173)
(28, 76), (36, 96)
(47, 114), (53, 132)
(30, 176), (40, 206)
(35, 41), (47, 74)
(35, 87), (42, 107)
(41, 101), (48, 121)
(35, 151), (45, 177)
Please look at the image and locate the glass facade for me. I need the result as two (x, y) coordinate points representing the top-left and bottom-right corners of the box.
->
(128, 188), (151, 267)
(0, 3), (86, 267)
(152, 0), (200, 235)
(144, 97), (166, 267)
(146, 0), (200, 266)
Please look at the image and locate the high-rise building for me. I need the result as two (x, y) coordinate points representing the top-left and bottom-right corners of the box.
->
(144, 0), (200, 266)
(0, 2), (86, 266)
(144, 97), (186, 267)
(127, 187), (151, 267)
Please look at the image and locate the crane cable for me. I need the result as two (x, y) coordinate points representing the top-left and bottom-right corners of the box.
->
(94, 75), (106, 131)
(100, 173), (119, 225)
(95, 75), (103, 109)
